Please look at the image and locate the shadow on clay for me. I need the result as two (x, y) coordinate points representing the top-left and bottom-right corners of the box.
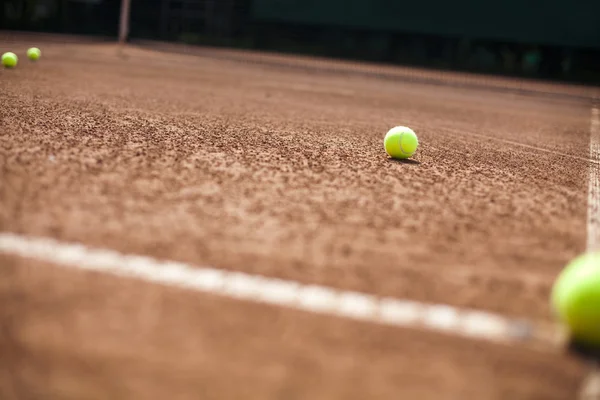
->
(387, 158), (421, 165)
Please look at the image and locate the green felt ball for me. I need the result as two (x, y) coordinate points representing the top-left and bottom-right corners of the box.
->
(2, 52), (18, 68)
(551, 252), (600, 346)
(27, 47), (41, 61)
(384, 126), (419, 159)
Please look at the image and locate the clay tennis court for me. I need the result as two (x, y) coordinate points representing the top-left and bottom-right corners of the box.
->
(0, 32), (599, 399)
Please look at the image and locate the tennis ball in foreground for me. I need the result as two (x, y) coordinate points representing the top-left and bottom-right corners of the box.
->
(1, 52), (18, 68)
(551, 252), (600, 346)
(27, 47), (41, 61)
(384, 126), (419, 159)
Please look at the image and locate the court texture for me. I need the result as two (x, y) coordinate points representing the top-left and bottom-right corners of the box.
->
(1, 32), (600, 399)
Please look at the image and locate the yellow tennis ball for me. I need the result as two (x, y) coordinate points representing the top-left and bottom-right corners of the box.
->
(27, 47), (41, 61)
(551, 252), (600, 346)
(384, 126), (419, 159)
(1, 52), (18, 68)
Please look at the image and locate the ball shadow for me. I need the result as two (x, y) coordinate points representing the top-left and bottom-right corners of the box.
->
(567, 338), (600, 363)
(387, 158), (421, 165)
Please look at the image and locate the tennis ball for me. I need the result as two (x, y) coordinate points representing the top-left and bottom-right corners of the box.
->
(27, 47), (41, 61)
(551, 252), (600, 346)
(384, 126), (419, 159)
(1, 52), (18, 68)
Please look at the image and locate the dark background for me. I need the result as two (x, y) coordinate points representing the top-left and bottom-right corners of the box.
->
(2, 0), (599, 84)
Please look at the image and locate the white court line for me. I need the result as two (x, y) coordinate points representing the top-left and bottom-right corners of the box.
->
(440, 126), (600, 166)
(580, 106), (600, 400)
(0, 232), (563, 348)
(588, 106), (600, 251)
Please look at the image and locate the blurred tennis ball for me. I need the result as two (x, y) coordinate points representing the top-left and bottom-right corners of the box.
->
(1, 52), (18, 68)
(27, 47), (41, 61)
(384, 126), (419, 159)
(551, 252), (600, 346)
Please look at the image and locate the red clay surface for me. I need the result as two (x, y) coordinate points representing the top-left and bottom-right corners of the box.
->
(0, 32), (598, 399)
